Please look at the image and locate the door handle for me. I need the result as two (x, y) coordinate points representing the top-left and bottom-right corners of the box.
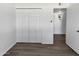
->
(50, 20), (52, 23)
(77, 30), (79, 32)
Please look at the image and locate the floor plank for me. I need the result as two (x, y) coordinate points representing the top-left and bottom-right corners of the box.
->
(4, 35), (79, 56)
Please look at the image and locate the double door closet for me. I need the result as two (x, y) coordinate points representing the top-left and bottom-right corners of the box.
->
(16, 8), (53, 44)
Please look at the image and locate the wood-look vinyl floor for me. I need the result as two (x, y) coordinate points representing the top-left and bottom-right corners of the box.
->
(4, 35), (79, 56)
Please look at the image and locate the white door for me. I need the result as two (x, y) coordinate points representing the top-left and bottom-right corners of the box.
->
(16, 9), (29, 42)
(28, 9), (42, 43)
(16, 8), (53, 44)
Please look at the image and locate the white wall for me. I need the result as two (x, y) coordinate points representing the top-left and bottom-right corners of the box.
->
(0, 3), (16, 56)
(66, 3), (79, 54)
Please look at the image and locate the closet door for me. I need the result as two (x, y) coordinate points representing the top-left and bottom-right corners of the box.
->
(16, 8), (42, 43)
(16, 8), (53, 44)
(28, 9), (42, 43)
(16, 9), (29, 42)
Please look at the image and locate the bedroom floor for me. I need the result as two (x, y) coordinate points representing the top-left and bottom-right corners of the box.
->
(4, 35), (78, 56)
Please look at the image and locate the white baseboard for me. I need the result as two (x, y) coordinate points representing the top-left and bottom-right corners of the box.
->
(0, 42), (16, 56)
(66, 42), (79, 55)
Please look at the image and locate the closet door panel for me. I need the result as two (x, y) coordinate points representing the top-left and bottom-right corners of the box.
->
(22, 14), (29, 42)
(16, 9), (29, 42)
(29, 10), (41, 43)
(16, 8), (53, 44)
(16, 9), (42, 43)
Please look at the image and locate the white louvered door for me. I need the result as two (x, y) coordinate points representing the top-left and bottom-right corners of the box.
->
(16, 9), (29, 42)
(28, 9), (42, 43)
(16, 8), (42, 43)
(16, 8), (53, 44)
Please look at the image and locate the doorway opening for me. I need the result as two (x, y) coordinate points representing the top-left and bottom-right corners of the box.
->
(53, 8), (66, 44)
